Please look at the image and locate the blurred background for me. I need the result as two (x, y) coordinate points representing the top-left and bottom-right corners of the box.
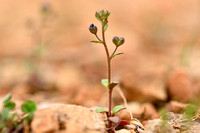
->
(0, 0), (200, 118)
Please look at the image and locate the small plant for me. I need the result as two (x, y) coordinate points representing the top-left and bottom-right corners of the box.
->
(0, 93), (37, 133)
(89, 10), (127, 132)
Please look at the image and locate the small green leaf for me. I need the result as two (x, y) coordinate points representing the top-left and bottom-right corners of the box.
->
(104, 11), (110, 19)
(101, 79), (109, 89)
(3, 93), (12, 104)
(4, 102), (16, 110)
(2, 108), (10, 119)
(104, 23), (108, 31)
(90, 40), (103, 43)
(110, 82), (118, 89)
(111, 52), (124, 59)
(95, 107), (108, 113)
(112, 105), (126, 114)
(95, 12), (102, 21)
(21, 100), (37, 114)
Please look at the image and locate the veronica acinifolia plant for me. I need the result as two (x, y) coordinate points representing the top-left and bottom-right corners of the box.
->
(89, 10), (126, 133)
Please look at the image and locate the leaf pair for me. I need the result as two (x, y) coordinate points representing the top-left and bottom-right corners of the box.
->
(96, 105), (126, 115)
(101, 79), (118, 90)
(98, 105), (129, 131)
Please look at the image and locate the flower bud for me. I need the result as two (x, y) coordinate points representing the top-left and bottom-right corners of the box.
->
(112, 36), (119, 46)
(89, 24), (97, 34)
(103, 10), (110, 20)
(112, 36), (125, 47)
(119, 37), (125, 46)
(95, 11), (103, 21)
(95, 10), (110, 22)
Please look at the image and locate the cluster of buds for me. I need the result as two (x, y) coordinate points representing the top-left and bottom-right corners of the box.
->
(112, 36), (125, 47)
(88, 10), (125, 48)
(95, 10), (110, 23)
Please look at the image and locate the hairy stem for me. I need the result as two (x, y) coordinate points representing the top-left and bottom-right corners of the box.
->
(102, 25), (113, 131)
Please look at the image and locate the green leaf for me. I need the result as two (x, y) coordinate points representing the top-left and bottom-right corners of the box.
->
(101, 79), (109, 89)
(4, 102), (16, 110)
(95, 12), (102, 22)
(104, 11), (110, 20)
(104, 23), (108, 31)
(2, 108), (10, 119)
(25, 114), (34, 121)
(90, 40), (103, 43)
(21, 100), (37, 114)
(3, 93), (12, 104)
(95, 107), (108, 113)
(110, 82), (118, 89)
(111, 52), (124, 59)
(112, 105), (126, 114)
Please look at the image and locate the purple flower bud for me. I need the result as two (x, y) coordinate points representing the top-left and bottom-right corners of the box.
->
(89, 24), (97, 34)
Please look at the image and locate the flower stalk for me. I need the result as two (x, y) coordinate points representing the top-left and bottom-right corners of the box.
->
(89, 10), (125, 133)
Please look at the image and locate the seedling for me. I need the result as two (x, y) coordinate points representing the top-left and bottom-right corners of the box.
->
(0, 93), (37, 132)
(89, 10), (127, 132)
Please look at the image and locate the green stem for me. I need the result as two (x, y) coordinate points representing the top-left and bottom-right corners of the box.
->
(110, 46), (118, 59)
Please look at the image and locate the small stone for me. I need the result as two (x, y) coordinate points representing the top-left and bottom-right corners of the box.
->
(127, 102), (159, 120)
(31, 108), (59, 133)
(182, 121), (200, 133)
(165, 101), (188, 113)
(31, 104), (106, 133)
(115, 109), (132, 122)
(167, 68), (196, 102)
(144, 119), (176, 133)
(120, 72), (167, 103)
(139, 103), (159, 119)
